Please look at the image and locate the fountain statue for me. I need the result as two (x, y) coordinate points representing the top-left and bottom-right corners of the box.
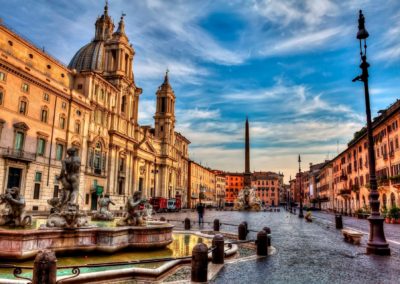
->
(46, 147), (89, 228)
(0, 187), (32, 227)
(92, 194), (115, 221)
(117, 191), (151, 226)
(234, 186), (262, 211)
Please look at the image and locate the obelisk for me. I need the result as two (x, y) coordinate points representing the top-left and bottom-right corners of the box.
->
(244, 117), (251, 187)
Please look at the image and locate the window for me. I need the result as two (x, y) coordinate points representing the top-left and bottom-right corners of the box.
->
(15, 131), (24, 151)
(61, 101), (67, 109)
(40, 107), (48, 123)
(59, 115), (66, 129)
(121, 95), (126, 113)
(43, 93), (49, 102)
(53, 185), (59, 198)
(37, 138), (46, 156)
(100, 89), (105, 100)
(77, 84), (83, 90)
(74, 121), (81, 134)
(161, 97), (166, 112)
(35, 172), (42, 182)
(0, 72), (6, 81)
(56, 144), (64, 161)
(19, 99), (27, 115)
(33, 183), (40, 199)
(0, 88), (3, 105)
(21, 83), (29, 93)
(93, 142), (102, 174)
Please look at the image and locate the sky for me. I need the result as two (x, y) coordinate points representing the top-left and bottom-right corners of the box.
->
(1, 0), (400, 182)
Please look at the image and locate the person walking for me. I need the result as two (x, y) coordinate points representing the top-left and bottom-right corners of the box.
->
(197, 203), (205, 226)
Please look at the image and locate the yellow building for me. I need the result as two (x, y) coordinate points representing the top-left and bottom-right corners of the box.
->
(188, 161), (216, 208)
(0, 4), (190, 212)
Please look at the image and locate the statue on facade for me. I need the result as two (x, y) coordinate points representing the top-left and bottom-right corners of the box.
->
(117, 191), (149, 226)
(92, 194), (115, 221)
(0, 187), (32, 227)
(234, 187), (262, 211)
(46, 147), (89, 228)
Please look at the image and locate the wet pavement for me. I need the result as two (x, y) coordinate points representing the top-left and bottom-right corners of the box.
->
(162, 209), (400, 284)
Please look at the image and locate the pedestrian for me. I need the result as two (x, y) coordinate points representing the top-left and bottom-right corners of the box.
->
(197, 203), (205, 225)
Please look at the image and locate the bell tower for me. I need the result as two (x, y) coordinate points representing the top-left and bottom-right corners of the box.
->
(154, 71), (175, 146)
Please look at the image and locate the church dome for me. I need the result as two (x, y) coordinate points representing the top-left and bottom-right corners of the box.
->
(68, 41), (105, 72)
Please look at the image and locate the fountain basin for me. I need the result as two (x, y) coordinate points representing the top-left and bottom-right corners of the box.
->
(0, 223), (174, 259)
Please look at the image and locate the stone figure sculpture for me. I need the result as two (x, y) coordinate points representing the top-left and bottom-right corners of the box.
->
(46, 147), (89, 228)
(234, 187), (262, 211)
(0, 187), (32, 227)
(92, 194), (115, 221)
(117, 191), (148, 226)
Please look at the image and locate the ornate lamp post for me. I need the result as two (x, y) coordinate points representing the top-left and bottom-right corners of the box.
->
(298, 155), (304, 218)
(352, 10), (390, 255)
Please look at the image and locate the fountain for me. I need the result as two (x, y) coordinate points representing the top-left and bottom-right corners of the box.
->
(0, 147), (174, 260)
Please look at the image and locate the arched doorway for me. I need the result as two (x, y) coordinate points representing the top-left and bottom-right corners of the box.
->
(390, 193), (396, 208)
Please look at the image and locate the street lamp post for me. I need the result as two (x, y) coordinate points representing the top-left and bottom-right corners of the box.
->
(352, 10), (390, 255)
(298, 155), (304, 218)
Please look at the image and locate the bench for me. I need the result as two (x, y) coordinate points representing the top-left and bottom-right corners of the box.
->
(342, 229), (363, 245)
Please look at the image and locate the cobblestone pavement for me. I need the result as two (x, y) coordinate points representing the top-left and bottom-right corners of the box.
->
(162, 209), (400, 284)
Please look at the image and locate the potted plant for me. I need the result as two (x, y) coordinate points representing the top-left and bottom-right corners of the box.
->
(381, 208), (390, 223)
(355, 208), (364, 219)
(389, 206), (400, 224)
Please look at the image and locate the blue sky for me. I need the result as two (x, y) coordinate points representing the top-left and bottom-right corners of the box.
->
(1, 0), (400, 181)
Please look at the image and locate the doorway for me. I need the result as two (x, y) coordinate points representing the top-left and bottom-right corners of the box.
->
(91, 192), (98, 211)
(7, 167), (22, 189)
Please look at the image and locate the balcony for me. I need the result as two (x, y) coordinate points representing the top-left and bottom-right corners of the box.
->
(377, 177), (389, 187)
(339, 189), (351, 196)
(351, 184), (360, 192)
(390, 175), (400, 187)
(0, 147), (36, 162)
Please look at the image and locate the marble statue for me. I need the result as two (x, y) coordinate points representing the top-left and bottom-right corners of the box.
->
(46, 147), (89, 228)
(0, 187), (32, 227)
(234, 187), (262, 211)
(92, 194), (115, 221)
(117, 191), (148, 226)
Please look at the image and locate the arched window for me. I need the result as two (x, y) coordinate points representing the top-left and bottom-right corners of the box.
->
(382, 193), (387, 209)
(41, 106), (48, 123)
(18, 97), (28, 115)
(390, 193), (396, 208)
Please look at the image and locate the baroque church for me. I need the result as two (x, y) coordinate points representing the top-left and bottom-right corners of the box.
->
(0, 3), (190, 211)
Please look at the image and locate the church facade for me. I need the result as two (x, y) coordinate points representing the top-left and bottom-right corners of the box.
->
(0, 4), (190, 211)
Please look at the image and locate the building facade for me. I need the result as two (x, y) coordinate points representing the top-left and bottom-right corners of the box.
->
(330, 100), (400, 214)
(251, 171), (282, 206)
(0, 5), (190, 212)
(224, 173), (244, 206)
(187, 161), (216, 208)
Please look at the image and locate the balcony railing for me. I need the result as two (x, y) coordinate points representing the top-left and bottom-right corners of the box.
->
(390, 176), (400, 186)
(377, 177), (389, 187)
(0, 147), (36, 162)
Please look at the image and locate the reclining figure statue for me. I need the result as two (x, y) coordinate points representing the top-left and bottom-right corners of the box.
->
(92, 194), (115, 221)
(117, 191), (150, 226)
(0, 187), (32, 227)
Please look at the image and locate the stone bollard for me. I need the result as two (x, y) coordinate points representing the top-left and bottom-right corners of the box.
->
(212, 234), (224, 264)
(335, 214), (343, 229)
(238, 223), (247, 240)
(160, 217), (166, 221)
(256, 230), (268, 256)
(213, 219), (220, 232)
(32, 250), (57, 284)
(263, 227), (272, 247)
(242, 221), (248, 233)
(191, 243), (208, 283)
(184, 218), (191, 230)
